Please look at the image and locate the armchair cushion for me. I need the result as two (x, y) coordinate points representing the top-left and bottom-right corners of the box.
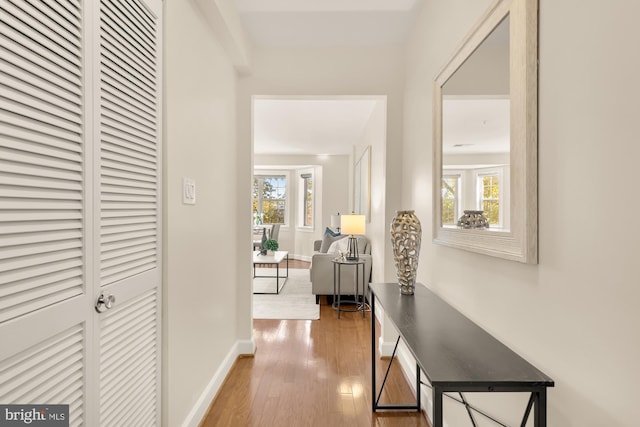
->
(319, 233), (347, 253)
(327, 236), (349, 254)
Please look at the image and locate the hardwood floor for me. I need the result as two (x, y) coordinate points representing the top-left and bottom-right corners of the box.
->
(200, 285), (431, 427)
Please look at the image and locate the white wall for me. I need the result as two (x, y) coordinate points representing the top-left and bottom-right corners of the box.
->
(254, 154), (350, 259)
(402, 0), (640, 425)
(354, 101), (388, 282)
(164, 2), (244, 425)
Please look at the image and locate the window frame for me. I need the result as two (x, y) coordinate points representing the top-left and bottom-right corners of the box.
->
(441, 173), (462, 227)
(298, 170), (315, 229)
(253, 171), (290, 227)
(475, 168), (504, 228)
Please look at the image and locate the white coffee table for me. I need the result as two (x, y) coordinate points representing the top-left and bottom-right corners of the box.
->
(253, 251), (289, 294)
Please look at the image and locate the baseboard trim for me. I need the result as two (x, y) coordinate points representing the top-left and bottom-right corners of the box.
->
(236, 338), (256, 355)
(379, 337), (396, 357)
(287, 253), (312, 263)
(180, 338), (256, 427)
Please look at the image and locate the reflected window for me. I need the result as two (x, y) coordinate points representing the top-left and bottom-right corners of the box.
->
(441, 175), (460, 226)
(478, 173), (500, 226)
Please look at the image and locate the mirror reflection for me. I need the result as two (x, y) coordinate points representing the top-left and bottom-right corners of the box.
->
(441, 16), (510, 231)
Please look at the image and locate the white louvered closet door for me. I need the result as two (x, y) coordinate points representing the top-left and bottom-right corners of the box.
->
(93, 0), (162, 426)
(0, 1), (91, 426)
(0, 0), (162, 426)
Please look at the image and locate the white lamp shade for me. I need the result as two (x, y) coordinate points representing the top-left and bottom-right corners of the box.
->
(341, 214), (365, 235)
(331, 214), (341, 229)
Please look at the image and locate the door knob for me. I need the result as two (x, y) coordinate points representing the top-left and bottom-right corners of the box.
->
(95, 293), (116, 313)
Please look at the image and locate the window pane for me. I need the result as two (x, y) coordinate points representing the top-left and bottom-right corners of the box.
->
(483, 200), (500, 224)
(253, 175), (287, 224)
(304, 176), (313, 226)
(480, 175), (499, 225)
(441, 176), (459, 225)
(482, 175), (499, 199)
(252, 178), (261, 224)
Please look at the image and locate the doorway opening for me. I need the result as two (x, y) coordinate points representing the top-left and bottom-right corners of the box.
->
(250, 95), (387, 318)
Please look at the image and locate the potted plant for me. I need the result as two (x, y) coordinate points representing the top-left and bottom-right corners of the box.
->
(264, 239), (279, 255)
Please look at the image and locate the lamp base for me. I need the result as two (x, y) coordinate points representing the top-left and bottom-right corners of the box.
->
(346, 235), (359, 261)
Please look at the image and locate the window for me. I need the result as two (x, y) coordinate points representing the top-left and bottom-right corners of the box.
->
(253, 175), (287, 224)
(478, 173), (501, 226)
(301, 173), (313, 227)
(441, 175), (460, 226)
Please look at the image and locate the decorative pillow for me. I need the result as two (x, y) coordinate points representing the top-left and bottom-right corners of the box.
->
(327, 236), (350, 254)
(320, 234), (346, 253)
(324, 227), (341, 238)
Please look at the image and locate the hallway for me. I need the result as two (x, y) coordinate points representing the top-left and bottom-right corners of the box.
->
(201, 304), (430, 426)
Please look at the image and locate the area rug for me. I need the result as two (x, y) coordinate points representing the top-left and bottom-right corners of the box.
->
(253, 268), (320, 320)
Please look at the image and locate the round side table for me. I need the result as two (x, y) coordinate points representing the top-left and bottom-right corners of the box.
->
(331, 258), (367, 319)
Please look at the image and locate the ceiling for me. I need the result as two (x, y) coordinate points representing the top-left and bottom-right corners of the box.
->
(243, 3), (509, 158)
(237, 1), (422, 156)
(442, 98), (510, 155)
(253, 99), (378, 155)
(233, 0), (423, 47)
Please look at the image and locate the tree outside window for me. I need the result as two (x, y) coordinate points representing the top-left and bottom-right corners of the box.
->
(441, 175), (460, 225)
(253, 175), (286, 224)
(479, 174), (500, 225)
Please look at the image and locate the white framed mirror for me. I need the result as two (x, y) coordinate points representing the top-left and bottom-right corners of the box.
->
(433, 0), (538, 263)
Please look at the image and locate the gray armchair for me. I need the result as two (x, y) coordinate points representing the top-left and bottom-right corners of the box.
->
(270, 223), (280, 242)
(310, 235), (372, 303)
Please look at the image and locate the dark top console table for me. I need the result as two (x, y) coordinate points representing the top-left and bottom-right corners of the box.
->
(369, 282), (554, 427)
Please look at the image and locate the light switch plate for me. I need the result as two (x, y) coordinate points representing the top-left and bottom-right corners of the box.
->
(183, 178), (196, 205)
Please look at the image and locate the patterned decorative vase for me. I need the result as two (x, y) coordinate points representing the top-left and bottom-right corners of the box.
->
(390, 210), (422, 295)
(456, 210), (489, 229)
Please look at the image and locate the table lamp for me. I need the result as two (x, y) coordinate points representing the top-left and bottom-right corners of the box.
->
(341, 214), (365, 261)
(330, 213), (341, 233)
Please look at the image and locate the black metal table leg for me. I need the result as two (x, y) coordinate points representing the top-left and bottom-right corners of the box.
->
(359, 263), (365, 317)
(416, 363), (421, 412)
(434, 386), (443, 427)
(371, 289), (376, 412)
(535, 388), (547, 427)
(355, 263), (359, 315)
(337, 263), (341, 318)
(331, 262), (341, 318)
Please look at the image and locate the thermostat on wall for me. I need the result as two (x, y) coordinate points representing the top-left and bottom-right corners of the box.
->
(183, 178), (196, 205)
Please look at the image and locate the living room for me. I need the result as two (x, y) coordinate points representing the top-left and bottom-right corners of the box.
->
(251, 97), (386, 267)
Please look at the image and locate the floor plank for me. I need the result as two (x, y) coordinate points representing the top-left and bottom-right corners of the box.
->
(200, 288), (431, 427)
